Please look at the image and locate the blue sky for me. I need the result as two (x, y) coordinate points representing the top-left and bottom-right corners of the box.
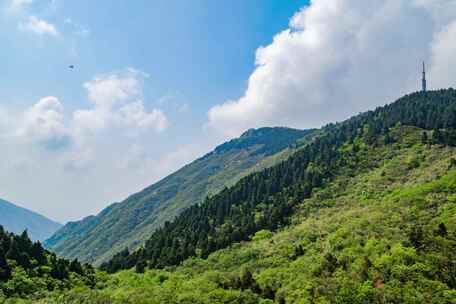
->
(1, 0), (455, 222)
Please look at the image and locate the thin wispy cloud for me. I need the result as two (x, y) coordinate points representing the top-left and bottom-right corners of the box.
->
(8, 0), (33, 12)
(19, 16), (59, 36)
(64, 18), (91, 37)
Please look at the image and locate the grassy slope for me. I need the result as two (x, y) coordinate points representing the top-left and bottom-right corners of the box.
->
(33, 127), (456, 303)
(45, 128), (314, 266)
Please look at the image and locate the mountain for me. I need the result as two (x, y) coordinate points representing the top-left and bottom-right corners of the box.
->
(45, 127), (315, 265)
(97, 126), (456, 304)
(100, 89), (456, 273)
(24, 89), (456, 303)
(0, 199), (61, 241)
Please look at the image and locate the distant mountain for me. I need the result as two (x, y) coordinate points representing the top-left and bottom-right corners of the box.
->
(0, 198), (62, 241)
(45, 127), (315, 265)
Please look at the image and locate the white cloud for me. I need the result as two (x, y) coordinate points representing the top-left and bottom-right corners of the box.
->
(73, 69), (168, 143)
(0, 96), (68, 149)
(20, 96), (69, 148)
(83, 70), (143, 109)
(118, 102), (168, 131)
(9, 0), (33, 12)
(429, 20), (456, 87)
(19, 16), (59, 36)
(207, 0), (456, 138)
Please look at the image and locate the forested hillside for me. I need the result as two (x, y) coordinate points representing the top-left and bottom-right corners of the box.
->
(45, 127), (314, 265)
(0, 226), (96, 300)
(0, 199), (61, 241)
(101, 89), (456, 274)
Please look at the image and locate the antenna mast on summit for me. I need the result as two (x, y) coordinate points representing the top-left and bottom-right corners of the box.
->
(422, 61), (427, 93)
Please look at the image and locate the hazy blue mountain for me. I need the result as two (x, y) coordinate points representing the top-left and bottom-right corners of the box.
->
(0, 198), (62, 241)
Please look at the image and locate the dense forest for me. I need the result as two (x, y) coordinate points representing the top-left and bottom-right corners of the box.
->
(101, 89), (456, 274)
(0, 226), (96, 299)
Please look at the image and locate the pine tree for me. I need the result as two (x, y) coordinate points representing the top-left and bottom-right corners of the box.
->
(17, 230), (32, 253)
(30, 242), (47, 265)
(433, 129), (444, 145)
(69, 259), (84, 275)
(135, 260), (146, 273)
(437, 223), (447, 237)
(421, 132), (428, 145)
(6, 240), (30, 269)
(409, 226), (424, 250)
(0, 250), (11, 281)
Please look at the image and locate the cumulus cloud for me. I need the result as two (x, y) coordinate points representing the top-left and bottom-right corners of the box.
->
(83, 70), (143, 109)
(429, 20), (456, 87)
(73, 69), (168, 143)
(0, 96), (69, 149)
(207, 0), (456, 138)
(118, 102), (168, 131)
(19, 16), (59, 36)
(20, 96), (69, 148)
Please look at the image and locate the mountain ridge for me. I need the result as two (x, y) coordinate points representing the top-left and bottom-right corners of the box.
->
(45, 126), (315, 265)
(0, 198), (62, 241)
(100, 88), (456, 273)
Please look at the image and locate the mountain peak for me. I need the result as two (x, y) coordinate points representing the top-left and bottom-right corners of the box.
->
(214, 127), (312, 156)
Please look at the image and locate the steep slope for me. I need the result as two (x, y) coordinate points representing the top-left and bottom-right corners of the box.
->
(45, 127), (315, 265)
(0, 199), (61, 241)
(101, 89), (456, 274)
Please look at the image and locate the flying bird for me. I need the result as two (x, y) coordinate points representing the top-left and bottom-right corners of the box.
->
(69, 65), (75, 69)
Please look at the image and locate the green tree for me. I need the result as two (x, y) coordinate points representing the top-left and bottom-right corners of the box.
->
(0, 250), (11, 281)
